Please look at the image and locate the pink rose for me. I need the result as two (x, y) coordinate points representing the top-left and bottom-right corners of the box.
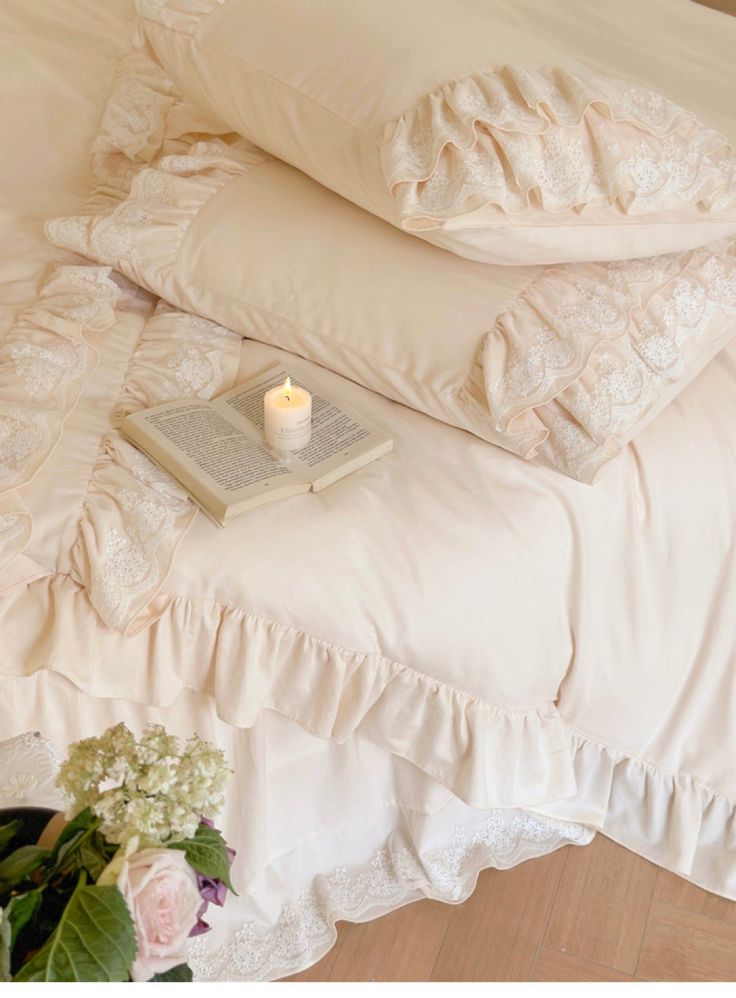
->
(114, 847), (201, 982)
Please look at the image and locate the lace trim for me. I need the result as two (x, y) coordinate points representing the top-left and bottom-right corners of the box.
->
(91, 49), (179, 193)
(187, 810), (593, 981)
(381, 65), (736, 228)
(136, 0), (226, 33)
(0, 731), (63, 809)
(0, 266), (119, 495)
(466, 240), (736, 482)
(48, 141), (267, 290)
(74, 302), (241, 633)
(46, 37), (268, 283)
(0, 497), (32, 576)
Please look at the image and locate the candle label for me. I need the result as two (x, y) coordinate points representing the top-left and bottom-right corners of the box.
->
(268, 414), (311, 448)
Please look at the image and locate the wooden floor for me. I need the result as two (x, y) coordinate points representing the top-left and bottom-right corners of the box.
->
(286, 836), (736, 982)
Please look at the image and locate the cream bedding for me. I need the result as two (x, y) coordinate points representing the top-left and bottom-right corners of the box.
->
(44, 38), (736, 484)
(2, 0), (736, 981)
(136, 0), (736, 265)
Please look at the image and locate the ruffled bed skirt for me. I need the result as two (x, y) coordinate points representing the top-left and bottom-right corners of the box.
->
(0, 573), (575, 812)
(0, 669), (591, 982)
(2, 665), (735, 980)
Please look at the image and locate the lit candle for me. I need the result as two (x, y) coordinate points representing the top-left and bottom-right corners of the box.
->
(263, 376), (312, 451)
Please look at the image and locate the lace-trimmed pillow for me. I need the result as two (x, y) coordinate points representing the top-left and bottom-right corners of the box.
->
(136, 0), (736, 266)
(47, 45), (736, 484)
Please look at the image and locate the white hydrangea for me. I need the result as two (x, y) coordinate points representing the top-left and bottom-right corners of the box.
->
(56, 723), (232, 846)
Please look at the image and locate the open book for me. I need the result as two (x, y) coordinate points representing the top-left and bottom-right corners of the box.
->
(121, 365), (393, 526)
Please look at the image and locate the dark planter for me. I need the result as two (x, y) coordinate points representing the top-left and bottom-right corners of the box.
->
(0, 806), (58, 844)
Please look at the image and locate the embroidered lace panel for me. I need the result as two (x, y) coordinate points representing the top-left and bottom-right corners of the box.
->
(0, 732), (63, 809)
(480, 242), (736, 481)
(77, 303), (241, 632)
(382, 66), (736, 225)
(188, 810), (593, 981)
(0, 267), (119, 493)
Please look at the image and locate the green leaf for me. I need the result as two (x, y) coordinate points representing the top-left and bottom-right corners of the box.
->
(169, 824), (236, 894)
(55, 832), (110, 883)
(5, 889), (43, 949)
(52, 809), (97, 864)
(150, 962), (193, 982)
(0, 846), (50, 889)
(14, 875), (136, 982)
(0, 907), (11, 983)
(75, 835), (110, 882)
(52, 811), (112, 883)
(0, 821), (22, 856)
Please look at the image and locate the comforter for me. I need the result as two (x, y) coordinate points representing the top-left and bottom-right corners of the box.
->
(1, 0), (735, 981)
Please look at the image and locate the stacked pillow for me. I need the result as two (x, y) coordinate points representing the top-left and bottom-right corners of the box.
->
(136, 0), (736, 265)
(47, 0), (736, 482)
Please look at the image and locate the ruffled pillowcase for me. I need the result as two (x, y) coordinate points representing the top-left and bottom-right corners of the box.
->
(135, 0), (736, 266)
(47, 47), (736, 484)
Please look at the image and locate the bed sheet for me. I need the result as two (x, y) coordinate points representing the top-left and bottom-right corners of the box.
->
(1, 0), (736, 981)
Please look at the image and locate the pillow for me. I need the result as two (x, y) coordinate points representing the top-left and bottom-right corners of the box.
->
(46, 47), (736, 483)
(135, 0), (736, 266)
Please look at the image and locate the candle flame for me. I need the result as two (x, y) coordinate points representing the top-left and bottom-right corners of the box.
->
(282, 376), (292, 402)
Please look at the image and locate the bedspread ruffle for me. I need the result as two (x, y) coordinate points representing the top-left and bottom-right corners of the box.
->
(0, 572), (576, 810)
(381, 65), (736, 231)
(538, 732), (736, 900)
(0, 265), (119, 496)
(72, 302), (241, 633)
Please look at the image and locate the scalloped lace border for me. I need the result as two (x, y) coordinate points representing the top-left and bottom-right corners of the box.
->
(187, 809), (592, 981)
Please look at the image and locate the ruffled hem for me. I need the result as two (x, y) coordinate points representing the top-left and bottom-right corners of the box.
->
(0, 265), (120, 497)
(466, 240), (736, 482)
(188, 809), (591, 982)
(538, 731), (736, 902)
(380, 65), (736, 230)
(203, 729), (736, 981)
(46, 36), (268, 296)
(0, 572), (576, 811)
(46, 139), (266, 305)
(71, 301), (242, 633)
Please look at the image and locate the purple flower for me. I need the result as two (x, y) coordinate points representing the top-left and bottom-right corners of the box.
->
(189, 821), (236, 937)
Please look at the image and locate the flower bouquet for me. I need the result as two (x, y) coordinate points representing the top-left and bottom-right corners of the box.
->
(0, 724), (234, 982)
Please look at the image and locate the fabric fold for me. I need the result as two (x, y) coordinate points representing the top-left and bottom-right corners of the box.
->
(0, 264), (119, 497)
(47, 139), (267, 305)
(136, 0), (226, 33)
(0, 572), (576, 811)
(72, 302), (242, 633)
(468, 240), (736, 481)
(0, 493), (32, 577)
(381, 65), (736, 230)
(537, 732), (736, 901)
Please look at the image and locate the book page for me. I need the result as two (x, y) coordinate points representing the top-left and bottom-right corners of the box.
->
(123, 400), (305, 524)
(142, 405), (294, 494)
(218, 365), (389, 480)
(124, 365), (392, 524)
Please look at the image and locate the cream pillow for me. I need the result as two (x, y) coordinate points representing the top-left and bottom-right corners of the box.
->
(47, 47), (736, 483)
(135, 0), (736, 266)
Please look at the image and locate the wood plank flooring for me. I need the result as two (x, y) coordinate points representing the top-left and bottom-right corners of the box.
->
(285, 836), (736, 981)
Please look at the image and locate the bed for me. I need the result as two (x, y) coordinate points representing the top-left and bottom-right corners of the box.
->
(1, 0), (735, 981)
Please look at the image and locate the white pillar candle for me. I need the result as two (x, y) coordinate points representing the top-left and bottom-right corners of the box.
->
(263, 376), (312, 451)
